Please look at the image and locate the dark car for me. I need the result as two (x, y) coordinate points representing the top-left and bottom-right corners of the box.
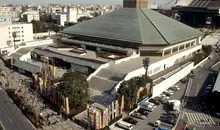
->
(131, 112), (146, 120)
(160, 118), (175, 125)
(123, 117), (138, 125)
(138, 108), (149, 116)
(149, 99), (160, 105)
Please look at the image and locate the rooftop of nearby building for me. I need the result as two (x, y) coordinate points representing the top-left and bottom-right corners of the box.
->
(176, 0), (220, 9)
(63, 8), (202, 46)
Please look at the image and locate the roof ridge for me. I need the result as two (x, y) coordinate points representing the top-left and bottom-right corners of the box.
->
(139, 8), (169, 45)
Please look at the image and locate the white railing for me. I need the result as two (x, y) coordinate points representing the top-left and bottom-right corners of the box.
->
(86, 63), (109, 81)
(114, 54), (140, 64)
(7, 39), (54, 56)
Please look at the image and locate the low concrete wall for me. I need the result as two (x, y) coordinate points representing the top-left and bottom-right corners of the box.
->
(86, 63), (109, 81)
(114, 54), (140, 64)
(152, 62), (194, 97)
(193, 56), (209, 69)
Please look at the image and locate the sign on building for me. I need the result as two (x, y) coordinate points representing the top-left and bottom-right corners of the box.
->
(0, 17), (12, 24)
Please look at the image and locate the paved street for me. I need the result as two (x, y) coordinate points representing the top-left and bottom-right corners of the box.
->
(0, 89), (34, 130)
(182, 51), (220, 129)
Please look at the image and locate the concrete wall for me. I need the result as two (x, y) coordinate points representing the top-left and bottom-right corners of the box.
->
(86, 63), (109, 81)
(112, 45), (201, 94)
(33, 32), (56, 38)
(152, 62), (194, 97)
(114, 54), (140, 64)
(19, 52), (31, 61)
(148, 44), (201, 76)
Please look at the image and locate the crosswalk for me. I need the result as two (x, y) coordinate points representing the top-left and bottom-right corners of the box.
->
(185, 112), (215, 125)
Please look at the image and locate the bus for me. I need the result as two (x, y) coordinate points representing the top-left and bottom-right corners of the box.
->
(115, 121), (133, 130)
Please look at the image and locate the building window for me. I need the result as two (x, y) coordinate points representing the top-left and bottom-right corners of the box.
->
(179, 45), (185, 50)
(8, 27), (10, 29)
(9, 36), (11, 38)
(22, 31), (23, 33)
(21, 27), (23, 29)
(172, 46), (178, 53)
(12, 27), (20, 29)
(22, 35), (24, 37)
(164, 49), (171, 56)
(191, 41), (195, 46)
(22, 39), (24, 41)
(9, 32), (10, 34)
(186, 43), (190, 48)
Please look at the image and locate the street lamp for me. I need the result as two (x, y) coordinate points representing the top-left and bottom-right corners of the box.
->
(12, 32), (17, 49)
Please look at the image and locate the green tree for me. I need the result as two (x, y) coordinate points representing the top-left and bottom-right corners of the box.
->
(143, 58), (150, 78)
(57, 70), (89, 109)
(193, 53), (204, 64)
(202, 45), (212, 57)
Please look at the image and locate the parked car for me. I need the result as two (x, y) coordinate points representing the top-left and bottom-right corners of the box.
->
(123, 117), (138, 125)
(161, 94), (170, 100)
(131, 112), (146, 120)
(160, 118), (176, 125)
(138, 108), (149, 116)
(164, 90), (174, 95)
(154, 120), (161, 127)
(149, 98), (160, 105)
(140, 102), (156, 112)
(171, 85), (180, 91)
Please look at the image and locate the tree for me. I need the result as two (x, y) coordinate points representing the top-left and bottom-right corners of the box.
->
(57, 70), (89, 109)
(202, 45), (212, 57)
(143, 58), (150, 78)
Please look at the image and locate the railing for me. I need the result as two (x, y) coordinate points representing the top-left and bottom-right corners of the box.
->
(86, 63), (109, 81)
(114, 54), (140, 64)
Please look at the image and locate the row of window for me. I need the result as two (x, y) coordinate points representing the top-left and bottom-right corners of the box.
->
(9, 31), (24, 34)
(164, 40), (196, 55)
(9, 35), (24, 38)
(8, 26), (23, 29)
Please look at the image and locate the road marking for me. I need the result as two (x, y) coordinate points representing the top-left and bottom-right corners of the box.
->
(185, 112), (215, 125)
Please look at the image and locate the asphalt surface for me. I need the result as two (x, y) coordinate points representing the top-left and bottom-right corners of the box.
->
(183, 51), (220, 129)
(0, 89), (34, 130)
(132, 81), (187, 130)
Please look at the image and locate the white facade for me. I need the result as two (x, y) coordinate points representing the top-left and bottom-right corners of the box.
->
(67, 7), (78, 23)
(0, 23), (33, 54)
(57, 14), (67, 26)
(22, 11), (40, 22)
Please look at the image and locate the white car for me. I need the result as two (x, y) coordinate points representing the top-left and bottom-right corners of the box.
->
(164, 90), (174, 95)
(161, 94), (170, 100)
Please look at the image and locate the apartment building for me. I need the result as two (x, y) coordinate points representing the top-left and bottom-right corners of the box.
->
(0, 17), (33, 54)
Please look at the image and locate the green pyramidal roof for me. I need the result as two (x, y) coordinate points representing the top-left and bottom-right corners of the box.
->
(63, 8), (203, 45)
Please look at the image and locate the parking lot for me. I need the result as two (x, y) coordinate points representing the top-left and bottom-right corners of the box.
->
(119, 80), (188, 130)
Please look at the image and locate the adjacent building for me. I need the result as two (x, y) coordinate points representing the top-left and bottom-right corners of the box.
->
(0, 6), (20, 21)
(21, 10), (40, 22)
(172, 0), (220, 28)
(55, 13), (67, 26)
(0, 17), (33, 54)
(67, 6), (78, 23)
